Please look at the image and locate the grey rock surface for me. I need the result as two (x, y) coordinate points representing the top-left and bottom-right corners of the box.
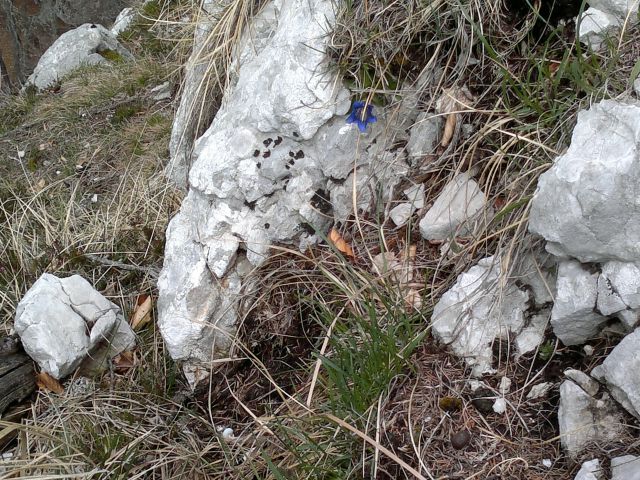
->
(24, 23), (133, 90)
(551, 260), (607, 346)
(166, 0), (231, 188)
(14, 273), (135, 379)
(0, 0), (127, 90)
(431, 256), (530, 376)
(564, 369), (600, 397)
(529, 100), (640, 263)
(578, 7), (620, 49)
(159, 0), (408, 384)
(574, 459), (603, 480)
(406, 112), (442, 160)
(592, 328), (640, 419)
(513, 249), (556, 306)
(611, 455), (640, 480)
(558, 379), (625, 457)
(419, 172), (490, 241)
(110, 7), (136, 36)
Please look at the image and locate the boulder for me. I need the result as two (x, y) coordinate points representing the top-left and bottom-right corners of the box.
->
(158, 0), (408, 385)
(24, 23), (133, 90)
(419, 172), (490, 241)
(14, 274), (135, 379)
(529, 100), (640, 263)
(551, 260), (607, 346)
(0, 0), (127, 90)
(431, 256), (530, 376)
(111, 7), (136, 36)
(558, 379), (625, 457)
(590, 328), (640, 419)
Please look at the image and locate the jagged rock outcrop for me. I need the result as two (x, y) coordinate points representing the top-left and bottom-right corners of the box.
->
(0, 0), (127, 90)
(24, 23), (133, 90)
(529, 100), (640, 263)
(158, 0), (410, 384)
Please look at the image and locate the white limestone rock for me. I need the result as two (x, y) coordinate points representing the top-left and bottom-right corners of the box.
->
(513, 249), (556, 306)
(419, 172), (490, 241)
(526, 382), (552, 401)
(431, 256), (529, 376)
(558, 380), (625, 457)
(591, 328), (640, 419)
(389, 184), (426, 226)
(551, 261), (607, 346)
(167, 0), (232, 188)
(25, 24), (133, 91)
(159, 0), (410, 384)
(111, 7), (136, 36)
(611, 455), (640, 480)
(574, 459), (604, 480)
(406, 112), (442, 160)
(578, 7), (620, 49)
(14, 274), (135, 379)
(529, 100), (640, 263)
(515, 311), (549, 356)
(564, 369), (600, 397)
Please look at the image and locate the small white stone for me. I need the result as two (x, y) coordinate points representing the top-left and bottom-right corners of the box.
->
(389, 203), (415, 226)
(527, 382), (552, 400)
(18, 150), (25, 159)
(492, 397), (507, 414)
(91, 194), (98, 203)
(583, 345), (595, 356)
(499, 376), (511, 395)
(222, 427), (234, 440)
(542, 459), (552, 468)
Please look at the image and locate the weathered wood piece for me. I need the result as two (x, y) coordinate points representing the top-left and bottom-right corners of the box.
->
(0, 336), (35, 416)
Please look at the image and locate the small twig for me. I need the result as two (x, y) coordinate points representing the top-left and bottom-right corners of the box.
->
(83, 253), (160, 279)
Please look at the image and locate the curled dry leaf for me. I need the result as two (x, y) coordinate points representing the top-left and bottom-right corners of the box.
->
(35, 371), (64, 394)
(328, 228), (354, 257)
(404, 288), (423, 311)
(436, 86), (474, 148)
(130, 294), (153, 331)
(113, 350), (136, 374)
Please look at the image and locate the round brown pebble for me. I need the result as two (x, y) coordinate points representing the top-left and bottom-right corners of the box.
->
(450, 429), (471, 450)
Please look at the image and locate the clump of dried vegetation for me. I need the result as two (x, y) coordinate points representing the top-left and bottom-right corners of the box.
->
(2, 0), (640, 478)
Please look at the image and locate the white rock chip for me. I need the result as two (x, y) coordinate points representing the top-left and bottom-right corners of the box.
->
(25, 24), (133, 91)
(419, 172), (490, 241)
(551, 261), (607, 346)
(492, 397), (507, 414)
(389, 184), (426, 227)
(111, 7), (136, 36)
(527, 382), (552, 401)
(564, 369), (600, 397)
(611, 455), (640, 480)
(516, 311), (549, 357)
(529, 100), (640, 263)
(406, 112), (442, 160)
(558, 380), (625, 457)
(513, 249), (556, 306)
(590, 328), (640, 419)
(150, 81), (172, 101)
(15, 274), (135, 379)
(578, 7), (620, 49)
(431, 256), (529, 376)
(574, 459), (604, 480)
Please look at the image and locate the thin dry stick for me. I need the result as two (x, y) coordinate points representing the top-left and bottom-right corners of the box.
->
(325, 413), (435, 480)
(306, 305), (346, 407)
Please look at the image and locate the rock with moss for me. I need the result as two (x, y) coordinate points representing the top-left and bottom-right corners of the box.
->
(24, 23), (133, 91)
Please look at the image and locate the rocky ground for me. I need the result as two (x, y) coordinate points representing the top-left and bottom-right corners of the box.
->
(2, 0), (640, 479)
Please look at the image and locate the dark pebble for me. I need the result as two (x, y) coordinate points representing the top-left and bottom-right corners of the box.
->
(450, 430), (471, 450)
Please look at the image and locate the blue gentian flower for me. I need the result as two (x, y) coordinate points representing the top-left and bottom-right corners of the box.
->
(346, 100), (377, 132)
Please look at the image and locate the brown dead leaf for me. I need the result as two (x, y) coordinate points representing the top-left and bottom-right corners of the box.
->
(130, 294), (153, 331)
(441, 113), (456, 147)
(113, 351), (136, 373)
(404, 288), (423, 311)
(328, 228), (354, 257)
(35, 372), (64, 394)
